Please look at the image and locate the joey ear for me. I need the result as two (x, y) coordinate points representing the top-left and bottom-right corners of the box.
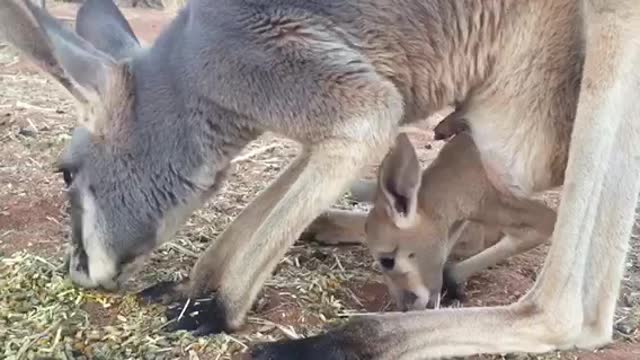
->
(0, 0), (115, 104)
(377, 133), (422, 228)
(76, 0), (140, 60)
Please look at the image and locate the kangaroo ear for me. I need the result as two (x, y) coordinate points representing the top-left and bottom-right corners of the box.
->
(377, 133), (422, 228)
(76, 0), (140, 60)
(0, 0), (116, 105)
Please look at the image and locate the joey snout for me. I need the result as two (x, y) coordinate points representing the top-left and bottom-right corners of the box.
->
(384, 271), (443, 311)
(383, 264), (466, 311)
(398, 288), (441, 311)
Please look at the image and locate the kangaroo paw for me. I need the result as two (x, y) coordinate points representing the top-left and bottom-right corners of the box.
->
(164, 296), (229, 336)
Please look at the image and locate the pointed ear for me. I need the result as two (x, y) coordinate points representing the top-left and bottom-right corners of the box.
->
(377, 133), (422, 228)
(76, 0), (140, 60)
(0, 0), (115, 105)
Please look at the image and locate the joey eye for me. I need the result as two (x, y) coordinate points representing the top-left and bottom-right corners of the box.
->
(379, 256), (395, 271)
(408, 253), (416, 259)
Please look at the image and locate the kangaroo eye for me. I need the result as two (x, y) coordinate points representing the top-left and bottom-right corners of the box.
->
(379, 257), (395, 271)
(408, 253), (416, 259)
(62, 169), (74, 187)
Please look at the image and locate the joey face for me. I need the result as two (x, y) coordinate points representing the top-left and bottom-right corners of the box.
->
(363, 133), (451, 311)
(365, 206), (448, 311)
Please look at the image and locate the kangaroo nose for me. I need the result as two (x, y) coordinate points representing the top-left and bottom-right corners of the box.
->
(379, 257), (395, 271)
(399, 290), (420, 311)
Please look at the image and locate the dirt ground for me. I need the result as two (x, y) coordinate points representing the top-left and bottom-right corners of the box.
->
(0, 3), (638, 360)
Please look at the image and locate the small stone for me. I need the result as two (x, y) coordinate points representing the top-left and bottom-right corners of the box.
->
(18, 128), (37, 137)
(615, 321), (636, 335)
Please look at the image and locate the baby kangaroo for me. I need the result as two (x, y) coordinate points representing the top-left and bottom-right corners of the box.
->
(309, 131), (557, 310)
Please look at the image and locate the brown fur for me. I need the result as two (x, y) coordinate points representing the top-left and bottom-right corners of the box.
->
(310, 132), (556, 310)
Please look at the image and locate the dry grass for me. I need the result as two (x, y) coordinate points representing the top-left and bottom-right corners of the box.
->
(0, 21), (638, 359)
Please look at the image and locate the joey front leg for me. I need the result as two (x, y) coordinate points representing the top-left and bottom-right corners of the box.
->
(301, 178), (376, 245)
(448, 197), (557, 285)
(304, 209), (369, 245)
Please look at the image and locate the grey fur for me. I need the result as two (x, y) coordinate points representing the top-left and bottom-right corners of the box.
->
(76, 0), (140, 60)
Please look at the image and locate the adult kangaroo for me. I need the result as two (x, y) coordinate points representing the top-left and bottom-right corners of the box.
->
(1, 1), (638, 358)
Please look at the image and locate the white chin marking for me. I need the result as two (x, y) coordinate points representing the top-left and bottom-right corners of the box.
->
(69, 256), (99, 289)
(73, 191), (117, 289)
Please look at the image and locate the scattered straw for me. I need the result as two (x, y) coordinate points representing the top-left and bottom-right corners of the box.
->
(0, 252), (235, 359)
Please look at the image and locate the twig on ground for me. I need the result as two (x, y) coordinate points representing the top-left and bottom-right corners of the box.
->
(231, 144), (280, 164)
(224, 334), (249, 351)
(250, 317), (300, 340)
(167, 242), (199, 258)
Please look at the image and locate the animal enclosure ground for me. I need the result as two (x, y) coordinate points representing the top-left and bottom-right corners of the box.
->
(0, 3), (638, 360)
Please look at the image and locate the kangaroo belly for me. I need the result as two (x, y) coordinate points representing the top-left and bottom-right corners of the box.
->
(465, 109), (563, 197)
